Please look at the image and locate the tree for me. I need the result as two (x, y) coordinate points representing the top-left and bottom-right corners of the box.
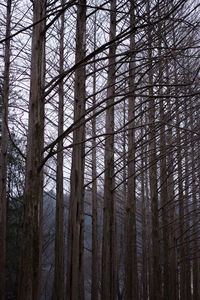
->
(91, 8), (99, 299)
(125, 1), (138, 299)
(52, 1), (65, 299)
(0, 1), (11, 299)
(18, 1), (46, 299)
(0, 0), (199, 298)
(101, 1), (117, 299)
(66, 1), (86, 299)
(147, 1), (161, 299)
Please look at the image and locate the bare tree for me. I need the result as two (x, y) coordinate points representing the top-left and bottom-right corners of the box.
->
(147, 1), (161, 299)
(91, 8), (99, 299)
(101, 1), (117, 299)
(0, 1), (11, 299)
(0, 0), (199, 298)
(66, 1), (86, 299)
(156, 5), (169, 298)
(52, 1), (65, 299)
(18, 1), (46, 299)
(125, 1), (138, 299)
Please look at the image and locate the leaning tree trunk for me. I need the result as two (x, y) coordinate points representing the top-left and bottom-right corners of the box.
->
(125, 2), (138, 299)
(52, 1), (65, 299)
(66, 1), (86, 299)
(101, 1), (117, 299)
(18, 1), (46, 299)
(0, 1), (11, 299)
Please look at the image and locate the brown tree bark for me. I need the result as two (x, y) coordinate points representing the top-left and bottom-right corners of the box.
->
(143, 114), (153, 300)
(91, 82), (99, 300)
(125, 2), (138, 299)
(91, 11), (99, 299)
(147, 2), (161, 299)
(101, 1), (117, 299)
(18, 1), (46, 299)
(172, 30), (187, 299)
(66, 1), (86, 299)
(52, 1), (65, 299)
(165, 58), (178, 300)
(176, 98), (186, 300)
(192, 145), (200, 300)
(182, 87), (192, 300)
(157, 10), (169, 298)
(141, 123), (148, 300)
(0, 1), (11, 299)
(187, 64), (200, 300)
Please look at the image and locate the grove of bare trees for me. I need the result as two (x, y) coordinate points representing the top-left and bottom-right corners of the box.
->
(0, 0), (200, 299)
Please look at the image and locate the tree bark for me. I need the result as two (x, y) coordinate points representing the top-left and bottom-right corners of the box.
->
(192, 145), (200, 300)
(182, 81), (192, 300)
(147, 2), (161, 299)
(125, 2), (138, 299)
(0, 1), (11, 299)
(172, 29), (187, 300)
(187, 62), (200, 300)
(101, 1), (117, 299)
(66, 1), (86, 299)
(191, 125), (200, 300)
(18, 1), (46, 299)
(52, 1), (65, 299)
(141, 123), (148, 300)
(91, 10), (99, 299)
(157, 9), (169, 298)
(165, 56), (178, 300)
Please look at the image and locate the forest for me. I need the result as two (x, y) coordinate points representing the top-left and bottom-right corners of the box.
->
(0, 0), (200, 299)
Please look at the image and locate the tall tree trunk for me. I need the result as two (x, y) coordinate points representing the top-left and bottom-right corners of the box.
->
(66, 1), (86, 299)
(52, 1), (65, 299)
(141, 123), (148, 300)
(191, 120), (200, 300)
(101, 1), (117, 299)
(91, 82), (99, 300)
(18, 1), (46, 299)
(175, 96), (186, 300)
(172, 30), (186, 300)
(125, 2), (138, 299)
(165, 56), (178, 300)
(192, 144), (200, 300)
(182, 83), (192, 300)
(147, 2), (161, 299)
(157, 9), (169, 298)
(0, 1), (11, 299)
(143, 113), (153, 300)
(91, 9), (99, 299)
(187, 63), (200, 299)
